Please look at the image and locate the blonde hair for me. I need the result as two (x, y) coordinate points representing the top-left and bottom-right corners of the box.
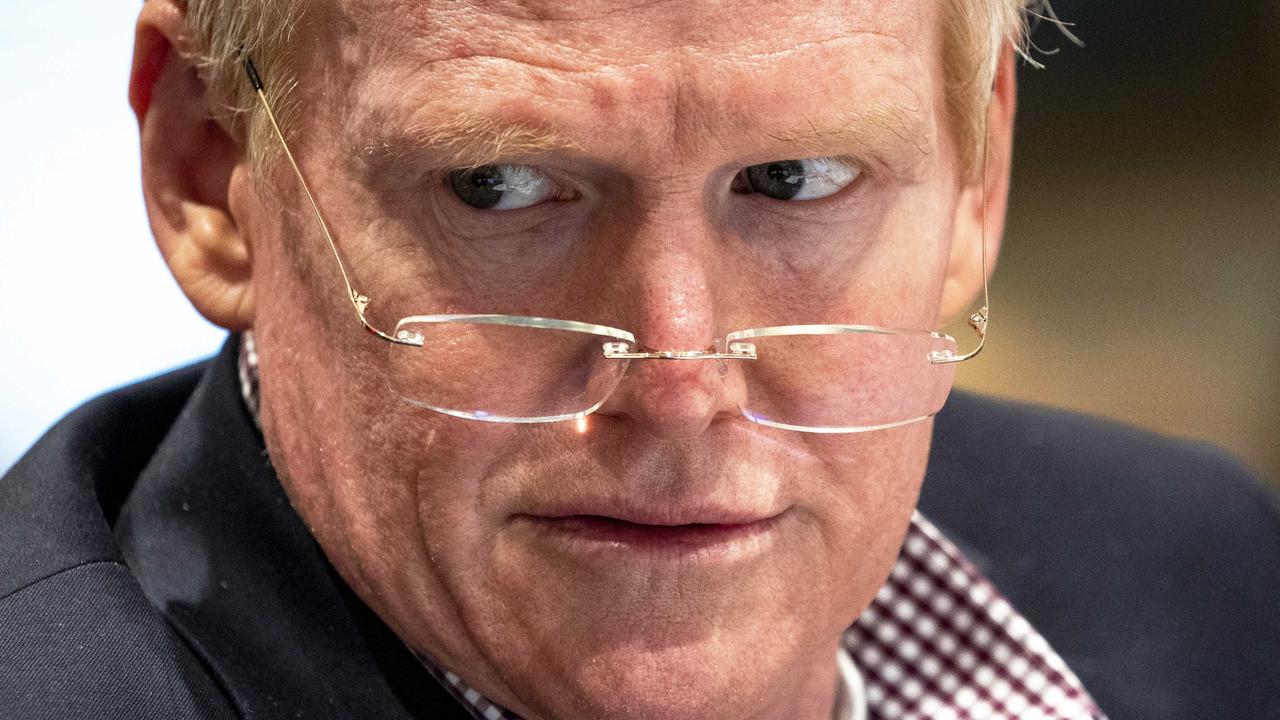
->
(181, 0), (1035, 177)
(183, 0), (306, 171)
(942, 0), (1031, 175)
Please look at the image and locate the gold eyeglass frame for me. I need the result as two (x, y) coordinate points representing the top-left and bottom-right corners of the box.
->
(242, 56), (990, 432)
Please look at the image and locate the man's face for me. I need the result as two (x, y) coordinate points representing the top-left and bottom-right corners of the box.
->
(239, 1), (976, 718)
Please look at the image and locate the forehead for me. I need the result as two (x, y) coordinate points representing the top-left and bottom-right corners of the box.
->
(310, 1), (941, 164)
(334, 1), (933, 55)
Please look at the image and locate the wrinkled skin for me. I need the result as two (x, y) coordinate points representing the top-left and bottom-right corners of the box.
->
(132, 1), (1013, 718)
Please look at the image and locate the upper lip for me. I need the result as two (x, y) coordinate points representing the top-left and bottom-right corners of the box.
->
(518, 500), (783, 527)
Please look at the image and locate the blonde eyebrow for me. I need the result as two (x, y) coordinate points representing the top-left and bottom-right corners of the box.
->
(354, 103), (930, 182)
(764, 103), (932, 161)
(358, 114), (580, 173)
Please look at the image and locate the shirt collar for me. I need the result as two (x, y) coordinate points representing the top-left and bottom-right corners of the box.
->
(239, 330), (1104, 720)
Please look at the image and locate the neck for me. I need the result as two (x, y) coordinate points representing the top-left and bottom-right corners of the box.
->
(741, 644), (847, 720)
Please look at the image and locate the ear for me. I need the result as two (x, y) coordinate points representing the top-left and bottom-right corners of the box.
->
(936, 46), (1017, 325)
(130, 0), (254, 331)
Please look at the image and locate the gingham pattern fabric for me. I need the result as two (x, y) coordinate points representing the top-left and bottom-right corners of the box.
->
(419, 662), (515, 720)
(238, 331), (1105, 720)
(845, 514), (1104, 720)
(237, 331), (261, 428)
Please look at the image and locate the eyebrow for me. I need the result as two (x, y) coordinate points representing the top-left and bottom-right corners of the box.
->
(357, 115), (580, 176)
(355, 101), (931, 180)
(764, 103), (932, 162)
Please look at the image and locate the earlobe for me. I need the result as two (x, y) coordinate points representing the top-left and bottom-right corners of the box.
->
(131, 0), (255, 331)
(936, 47), (1017, 326)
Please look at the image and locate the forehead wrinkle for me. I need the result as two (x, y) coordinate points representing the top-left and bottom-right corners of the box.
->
(662, 59), (931, 167)
(333, 4), (938, 175)
(340, 0), (927, 77)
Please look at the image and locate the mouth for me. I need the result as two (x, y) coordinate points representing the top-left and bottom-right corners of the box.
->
(512, 508), (786, 562)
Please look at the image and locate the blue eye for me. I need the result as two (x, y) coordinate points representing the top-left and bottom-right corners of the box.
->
(736, 157), (861, 201)
(447, 165), (559, 210)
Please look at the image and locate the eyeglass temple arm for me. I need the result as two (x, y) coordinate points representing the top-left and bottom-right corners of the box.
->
(244, 57), (408, 345)
(930, 113), (992, 366)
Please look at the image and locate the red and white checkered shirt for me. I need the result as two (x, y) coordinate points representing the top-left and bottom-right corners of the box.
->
(240, 331), (1106, 720)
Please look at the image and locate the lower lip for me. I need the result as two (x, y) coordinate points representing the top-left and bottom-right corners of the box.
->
(515, 513), (784, 563)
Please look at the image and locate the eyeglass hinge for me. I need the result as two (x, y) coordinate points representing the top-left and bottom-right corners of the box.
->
(352, 291), (371, 317)
(968, 306), (989, 337)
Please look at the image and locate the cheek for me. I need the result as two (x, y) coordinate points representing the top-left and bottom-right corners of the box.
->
(801, 420), (930, 589)
(245, 194), (556, 667)
(259, 343), (542, 668)
(861, 188), (958, 326)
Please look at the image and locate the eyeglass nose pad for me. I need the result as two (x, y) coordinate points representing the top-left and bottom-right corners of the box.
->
(713, 337), (729, 376)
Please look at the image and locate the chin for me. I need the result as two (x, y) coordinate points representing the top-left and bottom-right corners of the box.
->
(480, 534), (840, 720)
(517, 635), (798, 720)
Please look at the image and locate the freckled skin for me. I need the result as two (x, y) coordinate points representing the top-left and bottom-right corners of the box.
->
(235, 2), (1000, 719)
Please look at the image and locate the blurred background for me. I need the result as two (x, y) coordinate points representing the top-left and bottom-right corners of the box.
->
(950, 0), (1280, 487)
(1, 1), (1277, 486)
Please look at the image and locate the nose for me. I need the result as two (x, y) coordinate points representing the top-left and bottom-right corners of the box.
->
(595, 208), (746, 439)
(603, 350), (742, 439)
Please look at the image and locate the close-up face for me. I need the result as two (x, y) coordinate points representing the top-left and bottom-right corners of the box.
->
(177, 1), (1010, 718)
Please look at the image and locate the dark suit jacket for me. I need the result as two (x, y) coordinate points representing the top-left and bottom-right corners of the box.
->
(2, 336), (1277, 719)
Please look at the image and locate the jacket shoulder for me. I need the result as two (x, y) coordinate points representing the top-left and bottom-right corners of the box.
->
(925, 390), (1279, 553)
(0, 356), (236, 719)
(0, 560), (237, 719)
(923, 391), (1280, 719)
(1, 360), (207, 597)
